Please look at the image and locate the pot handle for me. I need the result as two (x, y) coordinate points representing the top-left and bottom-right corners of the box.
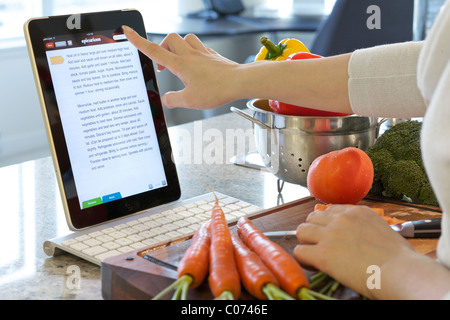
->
(230, 107), (272, 130)
(376, 117), (390, 138)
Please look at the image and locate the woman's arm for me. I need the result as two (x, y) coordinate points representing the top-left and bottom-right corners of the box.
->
(122, 26), (352, 113)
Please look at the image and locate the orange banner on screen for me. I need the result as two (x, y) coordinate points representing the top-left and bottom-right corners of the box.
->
(50, 56), (65, 65)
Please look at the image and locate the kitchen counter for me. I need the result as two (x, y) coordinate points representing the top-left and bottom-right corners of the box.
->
(0, 109), (309, 300)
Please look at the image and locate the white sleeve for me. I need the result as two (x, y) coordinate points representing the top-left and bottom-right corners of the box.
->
(417, 0), (450, 274)
(421, 59), (450, 272)
(348, 41), (427, 118)
(417, 0), (450, 104)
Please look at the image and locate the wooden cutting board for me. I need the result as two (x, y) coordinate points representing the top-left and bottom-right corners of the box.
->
(101, 195), (442, 300)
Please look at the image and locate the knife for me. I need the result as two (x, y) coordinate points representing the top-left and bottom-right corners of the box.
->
(263, 218), (442, 239)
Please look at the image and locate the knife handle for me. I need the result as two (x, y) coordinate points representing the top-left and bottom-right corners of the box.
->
(411, 218), (442, 238)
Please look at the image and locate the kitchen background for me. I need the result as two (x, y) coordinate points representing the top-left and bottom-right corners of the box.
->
(0, 0), (445, 168)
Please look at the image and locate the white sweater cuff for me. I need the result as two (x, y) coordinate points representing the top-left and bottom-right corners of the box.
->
(348, 42), (427, 118)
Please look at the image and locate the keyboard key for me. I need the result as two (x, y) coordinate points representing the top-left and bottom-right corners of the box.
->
(152, 227), (169, 235)
(165, 213), (183, 221)
(188, 207), (205, 215)
(173, 220), (190, 228)
(161, 223), (178, 232)
(121, 227), (138, 236)
(95, 234), (115, 243)
(154, 235), (171, 242)
(177, 210), (194, 218)
(102, 242), (121, 250)
(114, 224), (128, 230)
(177, 227), (194, 235)
(130, 242), (147, 250)
(75, 235), (91, 242)
(115, 238), (133, 246)
(88, 231), (104, 238)
(101, 227), (115, 234)
(139, 230), (157, 238)
(118, 246), (134, 253)
(166, 231), (182, 238)
(83, 238), (102, 247)
(186, 216), (201, 224)
(62, 238), (78, 246)
(109, 231), (127, 239)
(142, 238), (159, 246)
(127, 234), (145, 242)
(144, 220), (161, 228)
(126, 220), (139, 227)
(156, 217), (172, 225)
(131, 224), (149, 232)
(96, 250), (121, 261)
(83, 245), (108, 257)
(70, 242), (89, 251)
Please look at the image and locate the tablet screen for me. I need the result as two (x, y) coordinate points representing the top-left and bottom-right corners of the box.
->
(46, 31), (168, 210)
(25, 11), (181, 229)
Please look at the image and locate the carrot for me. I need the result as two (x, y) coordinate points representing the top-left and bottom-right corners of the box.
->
(152, 221), (211, 300)
(314, 203), (406, 225)
(382, 216), (407, 225)
(314, 203), (385, 217)
(208, 197), (241, 300)
(237, 217), (334, 300)
(230, 232), (293, 300)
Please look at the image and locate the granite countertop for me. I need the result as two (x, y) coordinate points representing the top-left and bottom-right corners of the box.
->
(0, 109), (309, 300)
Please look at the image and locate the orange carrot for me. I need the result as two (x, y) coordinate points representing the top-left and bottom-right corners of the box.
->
(237, 217), (334, 300)
(208, 198), (241, 300)
(314, 203), (407, 225)
(382, 216), (407, 225)
(152, 221), (211, 300)
(230, 232), (293, 300)
(314, 203), (385, 217)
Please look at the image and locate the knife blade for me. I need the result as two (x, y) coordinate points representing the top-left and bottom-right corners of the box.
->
(263, 218), (442, 239)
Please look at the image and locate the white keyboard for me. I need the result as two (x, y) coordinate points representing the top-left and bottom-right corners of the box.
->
(44, 193), (261, 265)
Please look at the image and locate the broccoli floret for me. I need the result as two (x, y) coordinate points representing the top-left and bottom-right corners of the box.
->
(365, 120), (439, 207)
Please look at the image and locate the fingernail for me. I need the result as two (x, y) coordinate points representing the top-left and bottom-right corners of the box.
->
(122, 25), (132, 33)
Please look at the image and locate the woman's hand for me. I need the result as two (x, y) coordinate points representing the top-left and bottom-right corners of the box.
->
(123, 26), (241, 110)
(294, 205), (416, 299)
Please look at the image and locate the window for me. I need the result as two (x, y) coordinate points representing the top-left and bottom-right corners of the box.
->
(0, 0), (178, 48)
(0, 0), (42, 47)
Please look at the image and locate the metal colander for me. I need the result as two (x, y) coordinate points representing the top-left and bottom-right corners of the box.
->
(231, 99), (385, 187)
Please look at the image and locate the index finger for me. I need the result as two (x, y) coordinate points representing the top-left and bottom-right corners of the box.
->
(122, 25), (175, 71)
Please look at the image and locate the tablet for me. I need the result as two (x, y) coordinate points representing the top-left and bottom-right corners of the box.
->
(25, 10), (181, 230)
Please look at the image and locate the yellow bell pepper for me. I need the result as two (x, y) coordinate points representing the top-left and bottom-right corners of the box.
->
(255, 37), (310, 61)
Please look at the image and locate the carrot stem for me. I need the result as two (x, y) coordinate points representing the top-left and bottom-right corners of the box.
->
(152, 274), (193, 300)
(310, 272), (329, 288)
(298, 287), (337, 300)
(310, 271), (341, 297)
(214, 290), (234, 300)
(262, 283), (295, 300)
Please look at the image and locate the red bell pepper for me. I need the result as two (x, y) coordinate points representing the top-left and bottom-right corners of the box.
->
(268, 52), (350, 117)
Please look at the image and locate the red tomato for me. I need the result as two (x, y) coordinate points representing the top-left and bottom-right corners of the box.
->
(307, 147), (374, 204)
(268, 52), (350, 117)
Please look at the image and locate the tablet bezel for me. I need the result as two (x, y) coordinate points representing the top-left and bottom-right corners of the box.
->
(25, 10), (181, 230)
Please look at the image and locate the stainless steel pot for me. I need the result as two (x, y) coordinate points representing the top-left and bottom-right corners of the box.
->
(231, 99), (386, 187)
